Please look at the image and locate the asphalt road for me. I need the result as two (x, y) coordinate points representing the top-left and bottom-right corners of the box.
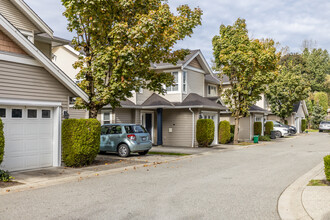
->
(0, 133), (329, 220)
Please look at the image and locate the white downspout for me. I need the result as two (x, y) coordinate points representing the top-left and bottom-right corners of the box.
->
(189, 108), (195, 148)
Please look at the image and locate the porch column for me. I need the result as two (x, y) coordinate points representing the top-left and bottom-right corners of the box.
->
(157, 108), (163, 145)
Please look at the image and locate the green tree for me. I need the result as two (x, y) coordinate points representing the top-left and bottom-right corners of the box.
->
(212, 18), (279, 144)
(311, 104), (326, 129)
(266, 55), (310, 121)
(314, 92), (328, 114)
(62, 0), (202, 118)
(302, 48), (330, 92)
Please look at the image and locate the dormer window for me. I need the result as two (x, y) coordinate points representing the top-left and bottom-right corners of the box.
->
(208, 85), (217, 96)
(167, 72), (179, 92)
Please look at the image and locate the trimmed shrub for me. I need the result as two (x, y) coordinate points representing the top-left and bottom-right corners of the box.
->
(284, 120), (288, 125)
(219, 120), (231, 144)
(301, 119), (307, 132)
(0, 170), (13, 182)
(324, 155), (330, 181)
(264, 121), (274, 136)
(196, 119), (214, 147)
(0, 118), (4, 165)
(259, 135), (271, 141)
(62, 119), (101, 167)
(254, 122), (262, 136)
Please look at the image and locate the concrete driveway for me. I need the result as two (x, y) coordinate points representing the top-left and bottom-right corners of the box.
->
(0, 133), (329, 219)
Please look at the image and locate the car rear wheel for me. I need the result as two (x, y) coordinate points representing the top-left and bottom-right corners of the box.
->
(275, 131), (282, 138)
(138, 150), (149, 156)
(118, 144), (130, 157)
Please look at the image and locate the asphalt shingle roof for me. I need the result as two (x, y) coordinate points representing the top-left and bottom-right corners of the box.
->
(174, 93), (227, 110)
(141, 93), (174, 107)
(154, 50), (200, 68)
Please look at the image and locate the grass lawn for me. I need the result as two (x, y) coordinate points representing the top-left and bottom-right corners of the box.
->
(308, 179), (330, 186)
(148, 152), (191, 156)
(306, 129), (319, 132)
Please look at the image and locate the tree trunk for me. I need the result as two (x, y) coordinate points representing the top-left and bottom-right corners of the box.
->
(89, 106), (99, 119)
(234, 116), (239, 144)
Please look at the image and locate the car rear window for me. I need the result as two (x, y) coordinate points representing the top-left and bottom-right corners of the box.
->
(321, 121), (330, 125)
(124, 125), (148, 134)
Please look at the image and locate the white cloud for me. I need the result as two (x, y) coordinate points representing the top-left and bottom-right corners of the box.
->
(24, 0), (330, 64)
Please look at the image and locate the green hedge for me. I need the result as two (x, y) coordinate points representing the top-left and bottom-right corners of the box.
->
(196, 119), (214, 147)
(265, 121), (274, 136)
(62, 119), (101, 167)
(254, 122), (262, 136)
(301, 119), (307, 132)
(0, 118), (4, 165)
(324, 155), (330, 181)
(230, 125), (235, 134)
(219, 120), (231, 144)
(284, 120), (288, 125)
(259, 135), (271, 141)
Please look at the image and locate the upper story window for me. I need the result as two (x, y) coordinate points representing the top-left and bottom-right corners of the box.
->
(207, 85), (217, 96)
(167, 72), (179, 92)
(182, 71), (187, 93)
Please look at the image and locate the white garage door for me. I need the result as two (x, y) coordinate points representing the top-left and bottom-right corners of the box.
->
(0, 106), (54, 171)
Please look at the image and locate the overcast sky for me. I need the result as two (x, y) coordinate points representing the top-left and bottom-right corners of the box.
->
(25, 0), (330, 64)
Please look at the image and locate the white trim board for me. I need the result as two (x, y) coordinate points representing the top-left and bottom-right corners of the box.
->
(0, 14), (89, 102)
(0, 98), (62, 107)
(0, 52), (41, 67)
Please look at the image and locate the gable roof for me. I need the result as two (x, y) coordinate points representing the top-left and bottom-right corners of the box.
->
(142, 93), (174, 107)
(0, 13), (89, 102)
(153, 50), (213, 74)
(205, 74), (220, 85)
(174, 93), (227, 110)
(249, 105), (269, 113)
(9, 0), (53, 37)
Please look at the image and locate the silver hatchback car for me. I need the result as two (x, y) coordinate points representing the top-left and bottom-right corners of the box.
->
(100, 124), (152, 157)
(319, 121), (330, 132)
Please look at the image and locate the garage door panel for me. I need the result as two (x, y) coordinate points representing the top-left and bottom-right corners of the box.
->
(5, 139), (25, 156)
(0, 106), (54, 171)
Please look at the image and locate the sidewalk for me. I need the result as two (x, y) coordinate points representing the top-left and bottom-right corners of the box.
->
(278, 162), (330, 220)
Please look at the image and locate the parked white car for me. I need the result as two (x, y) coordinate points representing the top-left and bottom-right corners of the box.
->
(319, 121), (330, 132)
(265, 120), (289, 138)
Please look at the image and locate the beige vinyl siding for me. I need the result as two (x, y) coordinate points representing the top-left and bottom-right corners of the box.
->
(188, 58), (202, 69)
(163, 109), (194, 147)
(186, 69), (204, 97)
(34, 40), (51, 59)
(0, 60), (73, 112)
(0, 0), (39, 32)
(52, 46), (80, 80)
(69, 108), (88, 119)
(114, 108), (133, 124)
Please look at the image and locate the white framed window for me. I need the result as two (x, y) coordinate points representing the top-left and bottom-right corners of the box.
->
(101, 110), (112, 125)
(255, 117), (262, 122)
(0, 108), (6, 118)
(182, 71), (187, 93)
(11, 109), (23, 118)
(167, 72), (179, 92)
(41, 109), (52, 119)
(27, 109), (38, 119)
(207, 85), (217, 96)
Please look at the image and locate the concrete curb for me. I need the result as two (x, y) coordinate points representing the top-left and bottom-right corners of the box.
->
(0, 154), (198, 195)
(278, 161), (324, 220)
